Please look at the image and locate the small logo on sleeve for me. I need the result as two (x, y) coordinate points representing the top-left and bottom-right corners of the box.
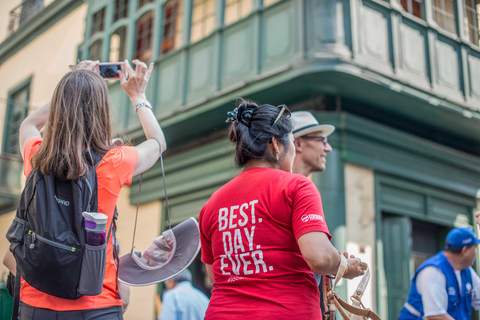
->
(301, 214), (324, 223)
(448, 287), (456, 296)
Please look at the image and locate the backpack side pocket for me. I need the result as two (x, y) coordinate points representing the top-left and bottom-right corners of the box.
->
(77, 243), (107, 296)
(6, 217), (25, 251)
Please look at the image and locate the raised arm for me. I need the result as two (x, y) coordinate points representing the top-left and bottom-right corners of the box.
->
(19, 102), (50, 160)
(119, 60), (166, 177)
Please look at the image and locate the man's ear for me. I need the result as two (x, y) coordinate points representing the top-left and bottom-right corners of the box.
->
(294, 138), (303, 153)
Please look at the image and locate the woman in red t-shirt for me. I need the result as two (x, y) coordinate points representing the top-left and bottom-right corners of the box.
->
(199, 99), (365, 319)
(4, 60), (166, 319)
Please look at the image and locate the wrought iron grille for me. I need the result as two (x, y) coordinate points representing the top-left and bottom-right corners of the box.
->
(8, 0), (45, 35)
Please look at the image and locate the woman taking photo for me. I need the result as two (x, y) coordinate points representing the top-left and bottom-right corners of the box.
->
(199, 99), (364, 319)
(4, 59), (165, 319)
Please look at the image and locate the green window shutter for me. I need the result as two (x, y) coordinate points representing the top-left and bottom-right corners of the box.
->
(382, 215), (411, 320)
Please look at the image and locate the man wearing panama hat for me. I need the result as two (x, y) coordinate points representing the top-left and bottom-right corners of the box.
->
(291, 111), (335, 177)
(291, 111), (335, 319)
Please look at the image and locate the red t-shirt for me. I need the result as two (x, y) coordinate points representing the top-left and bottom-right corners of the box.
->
(20, 137), (138, 311)
(199, 167), (331, 319)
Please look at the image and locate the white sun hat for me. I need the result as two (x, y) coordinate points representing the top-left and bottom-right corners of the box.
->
(118, 217), (201, 286)
(292, 111), (335, 138)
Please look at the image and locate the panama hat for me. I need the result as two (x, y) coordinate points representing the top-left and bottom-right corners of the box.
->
(118, 217), (201, 286)
(292, 111), (335, 138)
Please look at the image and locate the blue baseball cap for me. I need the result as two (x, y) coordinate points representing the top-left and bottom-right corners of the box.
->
(445, 227), (480, 250)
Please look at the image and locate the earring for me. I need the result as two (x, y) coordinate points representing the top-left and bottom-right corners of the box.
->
(276, 153), (279, 161)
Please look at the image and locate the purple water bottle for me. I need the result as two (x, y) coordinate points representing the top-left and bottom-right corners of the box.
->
(82, 212), (108, 246)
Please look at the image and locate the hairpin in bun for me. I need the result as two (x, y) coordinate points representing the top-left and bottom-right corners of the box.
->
(225, 103), (254, 127)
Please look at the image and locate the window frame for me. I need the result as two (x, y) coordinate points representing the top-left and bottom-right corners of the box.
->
(3, 78), (31, 155)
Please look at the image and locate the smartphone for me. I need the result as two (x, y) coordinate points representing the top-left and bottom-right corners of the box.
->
(98, 62), (125, 80)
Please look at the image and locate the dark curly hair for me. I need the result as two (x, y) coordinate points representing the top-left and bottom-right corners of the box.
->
(227, 98), (293, 167)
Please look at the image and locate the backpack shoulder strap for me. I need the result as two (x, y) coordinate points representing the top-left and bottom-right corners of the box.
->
(11, 269), (21, 320)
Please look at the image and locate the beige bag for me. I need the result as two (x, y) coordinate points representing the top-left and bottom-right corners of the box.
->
(323, 255), (381, 320)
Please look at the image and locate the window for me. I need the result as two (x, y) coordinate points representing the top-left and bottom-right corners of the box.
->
(465, 0), (480, 45)
(433, 0), (456, 34)
(91, 8), (106, 35)
(400, 0), (423, 18)
(110, 27), (127, 61)
(162, 0), (183, 54)
(3, 84), (30, 155)
(135, 11), (154, 62)
(90, 40), (102, 61)
(138, 0), (154, 9)
(263, 0), (280, 6)
(224, 0), (253, 25)
(114, 0), (129, 21)
(190, 0), (215, 43)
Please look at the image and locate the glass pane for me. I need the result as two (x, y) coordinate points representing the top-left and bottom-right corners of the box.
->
(412, 0), (423, 18)
(445, 15), (456, 33)
(401, 0), (409, 11)
(445, 0), (455, 14)
(135, 11), (154, 62)
(162, 0), (183, 54)
(191, 23), (202, 43)
(190, 0), (216, 43)
(225, 2), (239, 25)
(114, 0), (129, 21)
(90, 40), (102, 61)
(5, 87), (29, 155)
(241, 0), (253, 18)
(206, 0), (215, 15)
(110, 27), (126, 61)
(264, 0), (280, 6)
(204, 15), (215, 35)
(91, 8), (105, 35)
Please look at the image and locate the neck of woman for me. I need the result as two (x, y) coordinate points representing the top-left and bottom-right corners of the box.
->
(245, 159), (279, 170)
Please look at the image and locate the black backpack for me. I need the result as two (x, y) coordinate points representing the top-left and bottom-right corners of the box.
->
(6, 150), (111, 303)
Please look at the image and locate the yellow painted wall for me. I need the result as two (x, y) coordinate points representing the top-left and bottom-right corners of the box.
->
(0, 3), (87, 146)
(115, 188), (162, 320)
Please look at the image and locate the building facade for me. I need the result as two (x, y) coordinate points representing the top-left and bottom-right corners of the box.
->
(1, 0), (480, 319)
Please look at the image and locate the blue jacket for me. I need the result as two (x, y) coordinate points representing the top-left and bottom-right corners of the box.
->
(399, 251), (473, 320)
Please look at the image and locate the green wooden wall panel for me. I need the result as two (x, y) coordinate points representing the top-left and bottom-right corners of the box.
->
(399, 21), (428, 78)
(382, 215), (411, 320)
(380, 185), (426, 216)
(108, 82), (128, 133)
(186, 39), (216, 103)
(429, 197), (471, 226)
(261, 1), (296, 72)
(469, 53), (480, 98)
(436, 37), (461, 90)
(158, 55), (183, 112)
(220, 20), (254, 88)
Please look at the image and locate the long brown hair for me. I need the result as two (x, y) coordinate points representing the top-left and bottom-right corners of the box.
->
(31, 70), (113, 179)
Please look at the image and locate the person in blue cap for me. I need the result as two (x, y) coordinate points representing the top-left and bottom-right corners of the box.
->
(399, 227), (480, 320)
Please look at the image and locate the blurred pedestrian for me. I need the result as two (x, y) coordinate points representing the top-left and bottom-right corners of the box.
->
(158, 269), (209, 320)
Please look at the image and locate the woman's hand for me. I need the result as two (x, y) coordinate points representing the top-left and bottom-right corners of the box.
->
(119, 59), (154, 105)
(343, 252), (366, 279)
(76, 60), (100, 74)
